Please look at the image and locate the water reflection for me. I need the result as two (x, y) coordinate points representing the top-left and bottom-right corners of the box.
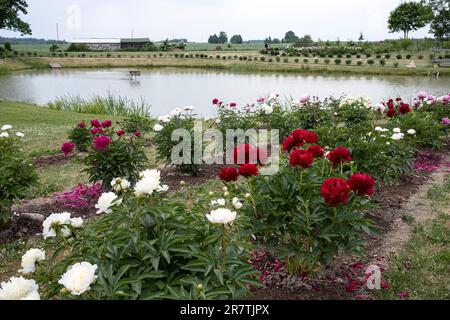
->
(0, 67), (448, 116)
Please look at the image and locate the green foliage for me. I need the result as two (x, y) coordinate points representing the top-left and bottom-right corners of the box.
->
(68, 123), (91, 152)
(46, 185), (258, 299)
(0, 130), (37, 223)
(388, 2), (432, 39)
(0, 0), (31, 35)
(121, 114), (155, 134)
(230, 34), (243, 44)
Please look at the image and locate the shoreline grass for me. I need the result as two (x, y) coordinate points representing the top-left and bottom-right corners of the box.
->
(1, 56), (449, 76)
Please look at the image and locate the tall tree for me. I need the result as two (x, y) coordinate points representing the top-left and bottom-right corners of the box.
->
(230, 34), (243, 44)
(388, 2), (432, 39)
(218, 31), (228, 43)
(283, 31), (299, 43)
(422, 0), (450, 41)
(294, 34), (314, 47)
(208, 34), (219, 44)
(0, 0), (31, 35)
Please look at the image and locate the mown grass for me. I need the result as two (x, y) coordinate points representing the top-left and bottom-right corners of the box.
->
(379, 175), (450, 300)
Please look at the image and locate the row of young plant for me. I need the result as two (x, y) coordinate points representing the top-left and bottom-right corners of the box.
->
(1, 91), (448, 299)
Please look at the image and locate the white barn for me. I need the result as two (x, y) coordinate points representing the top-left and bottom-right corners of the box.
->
(71, 38), (121, 51)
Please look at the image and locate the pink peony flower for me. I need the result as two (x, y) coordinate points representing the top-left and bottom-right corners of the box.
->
(102, 120), (112, 128)
(94, 136), (111, 150)
(442, 117), (450, 126)
(90, 119), (102, 128)
(61, 141), (75, 157)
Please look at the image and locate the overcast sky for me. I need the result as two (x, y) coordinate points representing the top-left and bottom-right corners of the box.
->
(0, 0), (431, 42)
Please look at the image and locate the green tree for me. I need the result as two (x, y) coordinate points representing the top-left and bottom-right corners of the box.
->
(230, 34), (243, 44)
(388, 2), (433, 39)
(4, 41), (12, 51)
(0, 0), (31, 35)
(49, 44), (59, 52)
(208, 34), (219, 44)
(218, 31), (228, 43)
(423, 0), (450, 41)
(283, 30), (299, 43)
(293, 34), (314, 47)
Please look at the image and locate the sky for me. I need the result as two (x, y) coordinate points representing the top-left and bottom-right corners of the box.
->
(0, 0), (432, 42)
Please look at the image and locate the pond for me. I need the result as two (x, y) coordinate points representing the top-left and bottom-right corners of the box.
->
(0, 68), (449, 116)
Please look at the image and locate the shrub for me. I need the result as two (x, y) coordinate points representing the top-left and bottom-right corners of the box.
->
(418, 55), (423, 60)
(63, 120), (148, 190)
(260, 56), (265, 62)
(396, 54), (402, 59)
(283, 57), (289, 63)
(376, 54), (381, 59)
(233, 129), (377, 272)
(334, 58), (341, 65)
(385, 54), (391, 59)
(379, 59), (386, 66)
(367, 59), (374, 65)
(324, 58), (330, 64)
(294, 58), (299, 63)
(406, 54), (412, 59)
(365, 53), (371, 58)
(68, 121), (91, 152)
(303, 58), (309, 63)
(346, 54), (351, 59)
(356, 54), (361, 58)
(0, 127), (38, 225)
(357, 60), (363, 66)
(314, 58), (319, 64)
(394, 62), (399, 67)
(121, 114), (155, 134)
(345, 59), (352, 65)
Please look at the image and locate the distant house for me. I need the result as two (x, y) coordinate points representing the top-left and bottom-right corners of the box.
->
(70, 38), (150, 51)
(71, 38), (121, 51)
(120, 38), (150, 50)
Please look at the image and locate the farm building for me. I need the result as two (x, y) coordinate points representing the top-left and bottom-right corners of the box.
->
(70, 38), (151, 51)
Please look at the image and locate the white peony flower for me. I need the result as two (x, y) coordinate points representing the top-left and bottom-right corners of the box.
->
(19, 249), (45, 274)
(153, 124), (164, 132)
(156, 184), (169, 192)
(0, 132), (9, 138)
(95, 192), (122, 215)
(391, 133), (404, 140)
(42, 212), (73, 239)
(407, 129), (416, 135)
(211, 198), (226, 207)
(70, 217), (84, 228)
(268, 93), (278, 101)
(0, 277), (40, 300)
(184, 106), (195, 111)
(261, 103), (273, 114)
(206, 208), (237, 225)
(170, 108), (182, 117)
(232, 197), (243, 209)
(16, 132), (25, 138)
(140, 169), (161, 181)
(1, 124), (12, 131)
(58, 262), (98, 296)
(374, 126), (383, 132)
(111, 178), (130, 192)
(393, 127), (401, 133)
(134, 177), (160, 196)
(244, 193), (251, 199)
(215, 119), (221, 124)
(374, 103), (386, 113)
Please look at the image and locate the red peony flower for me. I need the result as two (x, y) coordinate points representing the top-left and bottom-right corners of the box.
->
(219, 167), (239, 182)
(291, 129), (306, 146)
(321, 177), (350, 206)
(212, 98), (219, 105)
(238, 164), (259, 177)
(396, 97), (402, 102)
(348, 173), (375, 196)
(308, 145), (325, 158)
(102, 120), (112, 128)
(303, 131), (318, 144)
(282, 135), (296, 152)
(386, 108), (396, 118)
(78, 122), (86, 128)
(90, 128), (103, 135)
(387, 101), (394, 108)
(90, 119), (102, 128)
(94, 135), (111, 150)
(61, 141), (75, 157)
(229, 102), (237, 107)
(233, 144), (256, 164)
(290, 149), (314, 168)
(116, 130), (125, 136)
(326, 146), (352, 167)
(399, 103), (411, 114)
(133, 132), (142, 137)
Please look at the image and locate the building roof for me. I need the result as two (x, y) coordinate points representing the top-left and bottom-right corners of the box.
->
(120, 38), (150, 43)
(71, 38), (121, 44)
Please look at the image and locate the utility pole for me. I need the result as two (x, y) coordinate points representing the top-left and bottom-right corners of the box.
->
(131, 29), (134, 39)
(56, 23), (59, 41)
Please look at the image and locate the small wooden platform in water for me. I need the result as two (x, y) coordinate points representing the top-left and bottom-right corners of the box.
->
(49, 63), (61, 69)
(129, 70), (141, 80)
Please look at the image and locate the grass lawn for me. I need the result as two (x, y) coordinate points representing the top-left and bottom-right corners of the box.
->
(379, 175), (450, 300)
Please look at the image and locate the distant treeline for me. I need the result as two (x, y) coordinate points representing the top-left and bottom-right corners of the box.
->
(0, 36), (66, 45)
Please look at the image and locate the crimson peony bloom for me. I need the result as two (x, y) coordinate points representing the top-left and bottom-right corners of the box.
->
(90, 119), (102, 128)
(233, 144), (256, 164)
(219, 167), (239, 182)
(308, 145), (325, 158)
(348, 173), (375, 196)
(291, 129), (306, 146)
(61, 141), (75, 157)
(212, 98), (219, 105)
(302, 131), (318, 144)
(396, 97), (402, 102)
(94, 136), (111, 150)
(78, 122), (86, 128)
(290, 149), (314, 168)
(386, 108), (396, 118)
(321, 177), (350, 206)
(399, 103), (411, 115)
(90, 128), (103, 135)
(229, 102), (237, 107)
(102, 120), (112, 128)
(238, 164), (258, 177)
(282, 135), (296, 152)
(116, 130), (125, 136)
(326, 146), (352, 167)
(133, 132), (142, 137)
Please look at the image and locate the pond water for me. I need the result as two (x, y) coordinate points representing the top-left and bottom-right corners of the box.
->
(0, 68), (448, 116)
